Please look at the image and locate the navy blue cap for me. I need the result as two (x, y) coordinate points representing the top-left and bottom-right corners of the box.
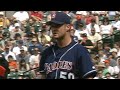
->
(47, 12), (71, 25)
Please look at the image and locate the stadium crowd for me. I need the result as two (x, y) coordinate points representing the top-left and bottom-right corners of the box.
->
(0, 11), (120, 79)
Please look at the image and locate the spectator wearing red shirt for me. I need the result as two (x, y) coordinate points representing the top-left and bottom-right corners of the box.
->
(29, 11), (44, 21)
(85, 12), (95, 25)
(0, 54), (10, 79)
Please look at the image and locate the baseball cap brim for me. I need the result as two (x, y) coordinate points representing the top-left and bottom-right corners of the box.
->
(46, 20), (64, 25)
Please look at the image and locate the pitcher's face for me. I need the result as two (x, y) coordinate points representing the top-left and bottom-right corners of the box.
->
(51, 24), (67, 39)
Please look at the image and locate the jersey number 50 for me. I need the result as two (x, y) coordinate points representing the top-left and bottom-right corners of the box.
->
(60, 71), (75, 79)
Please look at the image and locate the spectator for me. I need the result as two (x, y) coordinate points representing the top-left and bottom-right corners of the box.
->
(85, 11), (94, 25)
(112, 15), (120, 30)
(12, 40), (28, 55)
(103, 43), (111, 55)
(29, 47), (41, 69)
(107, 54), (117, 67)
(70, 26), (78, 42)
(24, 18), (36, 33)
(73, 11), (86, 30)
(2, 45), (16, 61)
(0, 11), (10, 28)
(29, 11), (44, 22)
(17, 59), (31, 79)
(94, 70), (104, 79)
(22, 34), (32, 47)
(86, 18), (100, 35)
(117, 57), (120, 76)
(46, 11), (56, 22)
(13, 11), (29, 23)
(38, 28), (51, 47)
(28, 38), (43, 55)
(103, 60), (114, 76)
(16, 48), (30, 64)
(104, 72), (115, 79)
(88, 27), (102, 44)
(108, 11), (116, 21)
(0, 54), (10, 79)
(4, 40), (15, 51)
(0, 34), (5, 53)
(106, 55), (119, 75)
(114, 42), (120, 57)
(100, 17), (113, 36)
(10, 24), (23, 39)
(8, 19), (17, 32)
(79, 33), (94, 53)
(29, 26), (36, 34)
(18, 59), (30, 72)
(74, 21), (89, 42)
(88, 27), (102, 54)
(8, 55), (18, 70)
(0, 65), (6, 79)
(35, 71), (41, 79)
(109, 48), (118, 60)
(98, 50), (107, 63)
(14, 33), (22, 41)
(95, 62), (105, 72)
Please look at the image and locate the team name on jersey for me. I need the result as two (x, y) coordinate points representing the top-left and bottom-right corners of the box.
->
(45, 61), (73, 74)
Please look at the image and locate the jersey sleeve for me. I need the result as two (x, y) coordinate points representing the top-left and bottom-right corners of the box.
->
(77, 46), (97, 78)
(39, 45), (54, 74)
(39, 48), (49, 73)
(39, 52), (46, 73)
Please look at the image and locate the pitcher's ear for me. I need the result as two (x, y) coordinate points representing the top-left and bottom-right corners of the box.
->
(66, 24), (71, 31)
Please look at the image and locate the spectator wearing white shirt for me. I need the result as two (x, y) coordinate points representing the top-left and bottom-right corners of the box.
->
(13, 11), (29, 23)
(108, 11), (116, 21)
(29, 47), (41, 69)
(10, 23), (23, 37)
(112, 15), (120, 30)
(2, 45), (16, 61)
(100, 17), (113, 36)
(12, 40), (28, 55)
(103, 60), (115, 76)
(117, 57), (120, 70)
(8, 19), (17, 32)
(94, 70), (104, 79)
(107, 54), (119, 75)
(114, 42), (120, 57)
(86, 18), (100, 35)
(74, 21), (89, 41)
(116, 57), (120, 79)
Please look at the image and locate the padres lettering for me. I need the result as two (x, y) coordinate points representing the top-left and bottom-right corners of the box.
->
(45, 61), (72, 74)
